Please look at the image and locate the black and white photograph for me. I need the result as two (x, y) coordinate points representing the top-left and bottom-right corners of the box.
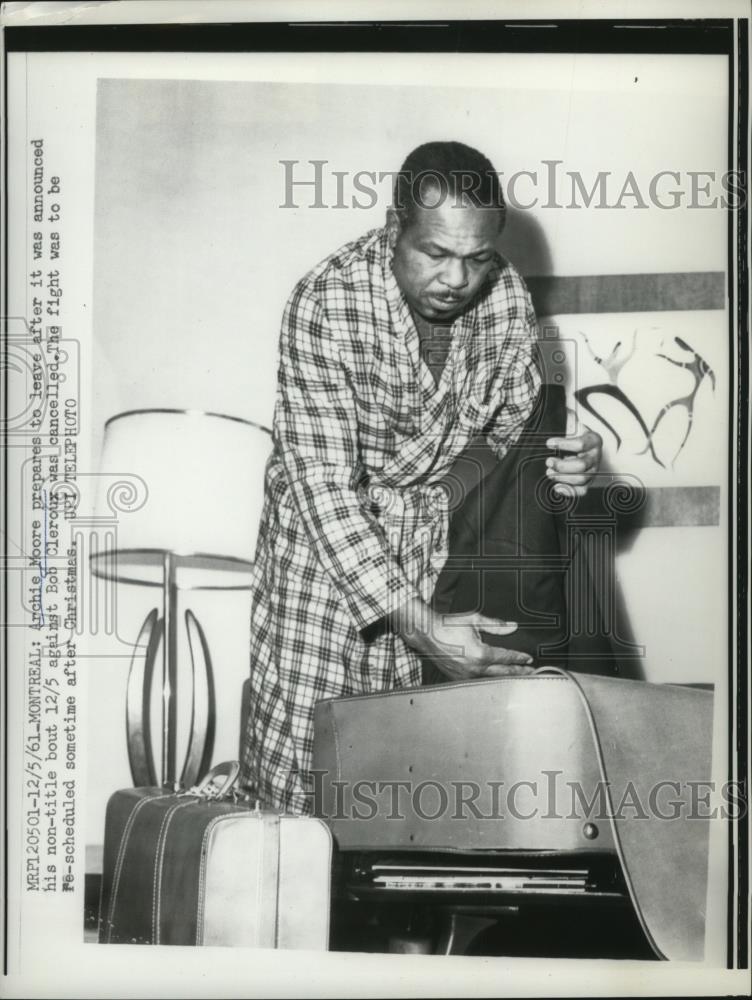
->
(1, 3), (749, 997)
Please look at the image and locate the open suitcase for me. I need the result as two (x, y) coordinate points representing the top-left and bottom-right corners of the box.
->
(312, 670), (713, 962)
(98, 761), (332, 948)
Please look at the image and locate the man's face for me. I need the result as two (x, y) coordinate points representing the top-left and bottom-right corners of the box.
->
(389, 196), (501, 323)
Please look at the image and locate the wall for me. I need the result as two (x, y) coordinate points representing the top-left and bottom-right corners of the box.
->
(86, 55), (729, 836)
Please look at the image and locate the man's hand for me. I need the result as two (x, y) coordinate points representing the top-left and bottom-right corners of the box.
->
(545, 427), (603, 497)
(392, 599), (534, 682)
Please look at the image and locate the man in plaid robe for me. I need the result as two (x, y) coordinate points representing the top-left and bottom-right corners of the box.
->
(241, 142), (602, 813)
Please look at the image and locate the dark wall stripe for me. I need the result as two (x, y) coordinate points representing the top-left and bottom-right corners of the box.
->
(526, 271), (726, 316)
(637, 485), (721, 527)
(580, 485), (720, 528)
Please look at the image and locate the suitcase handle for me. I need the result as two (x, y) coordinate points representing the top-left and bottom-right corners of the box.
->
(190, 760), (241, 800)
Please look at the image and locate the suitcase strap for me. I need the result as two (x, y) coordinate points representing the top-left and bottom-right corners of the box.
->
(257, 813), (281, 948)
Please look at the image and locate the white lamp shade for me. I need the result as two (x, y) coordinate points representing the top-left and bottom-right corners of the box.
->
(94, 410), (272, 586)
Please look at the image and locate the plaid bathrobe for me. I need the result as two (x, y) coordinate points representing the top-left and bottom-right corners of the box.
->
(241, 226), (541, 813)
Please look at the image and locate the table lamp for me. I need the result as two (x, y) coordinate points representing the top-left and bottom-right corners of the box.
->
(90, 409), (272, 790)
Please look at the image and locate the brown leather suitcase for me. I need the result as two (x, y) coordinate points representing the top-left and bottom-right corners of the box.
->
(98, 762), (332, 948)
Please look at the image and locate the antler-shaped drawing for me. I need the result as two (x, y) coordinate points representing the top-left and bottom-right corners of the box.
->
(572, 330), (715, 470)
(636, 336), (716, 468)
(573, 330), (665, 467)
(584, 329), (638, 381)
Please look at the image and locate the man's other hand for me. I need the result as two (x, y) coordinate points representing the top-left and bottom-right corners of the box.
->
(392, 601), (534, 682)
(545, 427), (603, 497)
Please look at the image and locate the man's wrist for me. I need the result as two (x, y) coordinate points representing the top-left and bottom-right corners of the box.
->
(391, 597), (434, 649)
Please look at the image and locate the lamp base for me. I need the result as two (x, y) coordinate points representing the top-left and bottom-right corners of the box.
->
(126, 607), (215, 789)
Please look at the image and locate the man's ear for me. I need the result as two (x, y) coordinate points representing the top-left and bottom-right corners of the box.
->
(385, 208), (403, 248)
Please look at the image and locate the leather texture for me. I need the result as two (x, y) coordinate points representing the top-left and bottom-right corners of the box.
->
(312, 672), (713, 961)
(98, 788), (332, 949)
(425, 383), (622, 680)
(313, 674), (616, 853)
(551, 669), (714, 962)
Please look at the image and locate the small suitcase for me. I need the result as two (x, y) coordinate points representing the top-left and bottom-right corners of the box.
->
(98, 761), (332, 948)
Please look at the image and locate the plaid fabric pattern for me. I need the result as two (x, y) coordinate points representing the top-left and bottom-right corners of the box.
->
(241, 226), (541, 813)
